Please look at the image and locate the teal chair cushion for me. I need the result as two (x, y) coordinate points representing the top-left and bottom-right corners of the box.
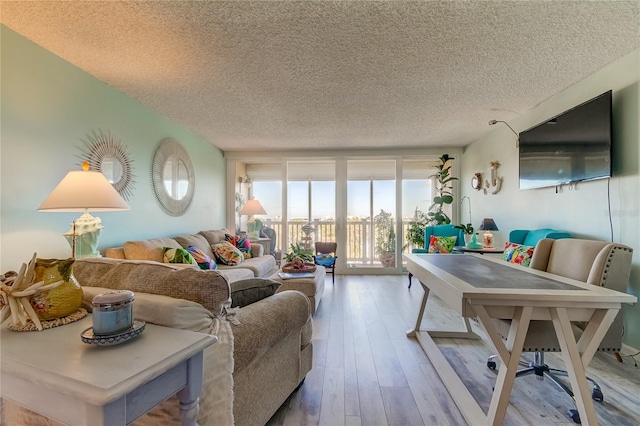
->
(412, 224), (465, 253)
(509, 229), (571, 247)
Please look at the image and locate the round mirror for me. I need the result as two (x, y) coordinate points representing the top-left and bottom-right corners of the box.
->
(79, 130), (135, 200)
(152, 138), (195, 216)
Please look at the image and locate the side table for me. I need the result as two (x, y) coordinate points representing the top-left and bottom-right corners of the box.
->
(453, 246), (505, 254)
(250, 237), (271, 255)
(1, 315), (216, 426)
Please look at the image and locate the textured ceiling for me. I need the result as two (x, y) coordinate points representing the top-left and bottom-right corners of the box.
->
(2, 1), (639, 152)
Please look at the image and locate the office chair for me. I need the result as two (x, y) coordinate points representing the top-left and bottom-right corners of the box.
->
(486, 238), (633, 423)
(408, 224), (465, 288)
(314, 241), (337, 283)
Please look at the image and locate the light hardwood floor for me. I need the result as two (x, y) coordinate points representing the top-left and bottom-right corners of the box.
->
(267, 275), (640, 426)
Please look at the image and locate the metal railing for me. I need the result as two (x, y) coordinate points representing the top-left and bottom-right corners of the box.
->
(261, 219), (414, 265)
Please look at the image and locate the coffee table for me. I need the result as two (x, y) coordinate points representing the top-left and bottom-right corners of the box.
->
(1, 315), (216, 425)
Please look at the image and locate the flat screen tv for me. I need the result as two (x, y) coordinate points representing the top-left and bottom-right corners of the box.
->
(518, 90), (612, 190)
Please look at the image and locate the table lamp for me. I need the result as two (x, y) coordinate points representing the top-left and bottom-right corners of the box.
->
(238, 197), (267, 239)
(478, 218), (499, 248)
(38, 162), (130, 258)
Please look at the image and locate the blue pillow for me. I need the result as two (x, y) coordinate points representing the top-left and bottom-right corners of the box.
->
(315, 253), (335, 267)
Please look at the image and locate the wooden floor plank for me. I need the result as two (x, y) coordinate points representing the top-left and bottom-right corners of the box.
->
(268, 274), (640, 426)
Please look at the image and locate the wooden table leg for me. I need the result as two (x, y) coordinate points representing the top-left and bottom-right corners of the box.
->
(406, 284), (429, 337)
(479, 305), (533, 426)
(177, 352), (204, 426)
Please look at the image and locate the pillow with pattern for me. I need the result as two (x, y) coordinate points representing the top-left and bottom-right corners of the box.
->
(427, 235), (456, 254)
(212, 241), (244, 265)
(225, 233), (252, 259)
(163, 247), (198, 266)
(503, 242), (534, 267)
(186, 245), (218, 270)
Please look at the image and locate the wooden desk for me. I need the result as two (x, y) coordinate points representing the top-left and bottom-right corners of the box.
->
(404, 253), (636, 426)
(1, 316), (217, 425)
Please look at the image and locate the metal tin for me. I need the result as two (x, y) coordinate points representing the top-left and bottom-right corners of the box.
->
(92, 290), (134, 335)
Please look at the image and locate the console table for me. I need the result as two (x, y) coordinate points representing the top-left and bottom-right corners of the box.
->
(404, 253), (636, 426)
(1, 315), (217, 425)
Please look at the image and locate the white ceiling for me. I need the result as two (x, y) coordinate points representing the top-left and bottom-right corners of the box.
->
(2, 1), (639, 152)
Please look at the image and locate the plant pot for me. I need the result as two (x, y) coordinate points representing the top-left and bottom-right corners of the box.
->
(379, 252), (396, 267)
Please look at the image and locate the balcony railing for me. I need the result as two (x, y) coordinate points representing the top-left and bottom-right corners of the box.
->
(261, 219), (415, 265)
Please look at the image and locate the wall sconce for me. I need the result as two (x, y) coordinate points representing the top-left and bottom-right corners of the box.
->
(489, 120), (519, 148)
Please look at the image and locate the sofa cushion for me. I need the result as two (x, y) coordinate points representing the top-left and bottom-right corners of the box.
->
(503, 242), (535, 267)
(229, 278), (281, 308)
(199, 229), (233, 246)
(213, 241), (245, 266)
(123, 238), (182, 263)
(427, 235), (456, 253)
(74, 257), (231, 315)
(174, 233), (216, 259)
(219, 255), (277, 278)
(216, 267), (255, 283)
(187, 246), (218, 270)
(163, 247), (198, 266)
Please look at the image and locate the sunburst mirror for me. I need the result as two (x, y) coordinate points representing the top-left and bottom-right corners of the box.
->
(78, 130), (136, 200)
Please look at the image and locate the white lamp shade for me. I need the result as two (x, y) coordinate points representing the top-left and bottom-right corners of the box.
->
(38, 169), (130, 212)
(238, 198), (267, 216)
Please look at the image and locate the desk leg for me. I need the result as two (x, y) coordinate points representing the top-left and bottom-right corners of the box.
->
(177, 352), (204, 426)
(407, 281), (481, 340)
(480, 306), (533, 426)
(550, 307), (617, 426)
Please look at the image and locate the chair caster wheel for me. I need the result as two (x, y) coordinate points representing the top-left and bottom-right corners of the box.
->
(592, 388), (603, 402)
(568, 409), (581, 424)
(487, 360), (497, 370)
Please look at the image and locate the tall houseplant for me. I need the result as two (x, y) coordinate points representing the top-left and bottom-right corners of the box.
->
(427, 154), (458, 225)
(374, 209), (396, 267)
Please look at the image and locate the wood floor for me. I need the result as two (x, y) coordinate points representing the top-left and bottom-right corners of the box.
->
(267, 275), (640, 426)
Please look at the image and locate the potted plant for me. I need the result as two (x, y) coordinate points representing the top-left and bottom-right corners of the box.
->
(374, 209), (396, 267)
(283, 243), (314, 263)
(404, 208), (430, 250)
(427, 154), (458, 225)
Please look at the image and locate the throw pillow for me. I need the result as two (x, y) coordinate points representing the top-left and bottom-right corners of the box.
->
(503, 242), (535, 267)
(212, 241), (244, 266)
(186, 245), (218, 270)
(229, 278), (281, 308)
(315, 253), (335, 267)
(225, 233), (252, 259)
(427, 236), (456, 254)
(163, 247), (198, 266)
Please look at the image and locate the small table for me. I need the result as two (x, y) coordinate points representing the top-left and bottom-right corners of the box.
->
(453, 246), (504, 254)
(1, 315), (216, 426)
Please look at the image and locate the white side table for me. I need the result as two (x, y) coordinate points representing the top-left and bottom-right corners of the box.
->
(1, 315), (216, 425)
(250, 237), (271, 255)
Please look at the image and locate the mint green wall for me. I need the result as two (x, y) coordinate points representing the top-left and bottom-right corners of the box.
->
(461, 49), (640, 349)
(0, 26), (226, 271)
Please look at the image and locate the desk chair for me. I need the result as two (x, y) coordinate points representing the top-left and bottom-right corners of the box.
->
(408, 224), (465, 288)
(314, 242), (337, 283)
(487, 238), (633, 423)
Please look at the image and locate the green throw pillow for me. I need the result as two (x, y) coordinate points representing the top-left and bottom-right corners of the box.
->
(163, 247), (198, 266)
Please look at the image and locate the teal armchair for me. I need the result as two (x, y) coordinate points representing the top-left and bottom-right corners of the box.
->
(409, 224), (466, 287)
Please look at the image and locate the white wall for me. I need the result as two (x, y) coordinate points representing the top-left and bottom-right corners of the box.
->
(1, 26), (227, 271)
(461, 49), (640, 348)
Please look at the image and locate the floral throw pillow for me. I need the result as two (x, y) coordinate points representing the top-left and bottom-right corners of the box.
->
(225, 233), (252, 259)
(163, 247), (198, 266)
(427, 236), (456, 254)
(212, 241), (244, 265)
(186, 245), (218, 270)
(503, 242), (535, 267)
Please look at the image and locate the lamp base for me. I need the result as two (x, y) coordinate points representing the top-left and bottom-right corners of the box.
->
(64, 212), (104, 258)
(482, 231), (494, 248)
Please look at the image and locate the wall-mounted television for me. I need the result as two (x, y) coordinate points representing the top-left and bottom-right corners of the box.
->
(518, 90), (612, 190)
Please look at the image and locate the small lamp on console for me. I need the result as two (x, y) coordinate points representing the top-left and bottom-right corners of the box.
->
(478, 218), (499, 248)
(38, 162), (130, 258)
(238, 197), (267, 239)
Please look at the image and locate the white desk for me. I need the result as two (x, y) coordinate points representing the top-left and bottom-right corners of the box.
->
(1, 316), (216, 425)
(404, 253), (636, 426)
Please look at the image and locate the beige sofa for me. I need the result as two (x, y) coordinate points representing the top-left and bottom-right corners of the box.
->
(3, 258), (312, 426)
(105, 228), (279, 283)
